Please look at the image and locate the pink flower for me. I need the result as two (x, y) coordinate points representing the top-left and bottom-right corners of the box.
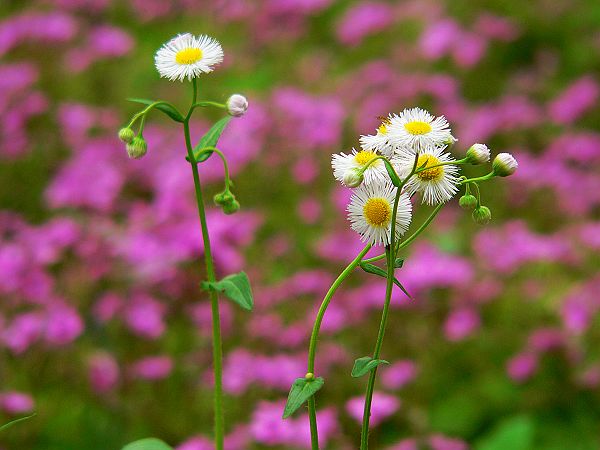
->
(548, 76), (599, 124)
(381, 360), (418, 390)
(336, 2), (394, 46)
(88, 352), (120, 393)
(0, 391), (34, 415)
(444, 308), (481, 341)
(129, 356), (173, 380)
(507, 352), (538, 383)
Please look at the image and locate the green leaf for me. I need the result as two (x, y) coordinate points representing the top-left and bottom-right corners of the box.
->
(351, 357), (389, 377)
(383, 160), (401, 186)
(394, 258), (404, 268)
(202, 271), (253, 311)
(192, 116), (232, 162)
(121, 438), (173, 450)
(0, 413), (36, 432)
(475, 416), (535, 450)
(359, 263), (413, 300)
(282, 377), (324, 419)
(127, 98), (184, 123)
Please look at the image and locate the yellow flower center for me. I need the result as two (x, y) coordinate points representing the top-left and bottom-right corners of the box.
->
(354, 150), (379, 166)
(363, 198), (391, 227)
(175, 48), (203, 65)
(404, 121), (432, 135)
(416, 154), (444, 181)
(377, 124), (388, 135)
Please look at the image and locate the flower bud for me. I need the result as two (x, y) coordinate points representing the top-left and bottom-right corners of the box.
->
(118, 127), (135, 144)
(305, 372), (315, 381)
(214, 190), (235, 207)
(343, 168), (364, 188)
(126, 136), (147, 159)
(492, 153), (518, 177)
(222, 199), (240, 215)
(443, 135), (458, 146)
(227, 94), (249, 117)
(472, 206), (492, 225)
(466, 143), (490, 165)
(459, 194), (477, 210)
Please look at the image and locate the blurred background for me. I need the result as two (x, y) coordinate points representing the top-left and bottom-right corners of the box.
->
(1, 0), (600, 449)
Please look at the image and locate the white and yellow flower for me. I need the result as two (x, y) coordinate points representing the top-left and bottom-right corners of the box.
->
(388, 107), (454, 152)
(155, 33), (224, 81)
(398, 145), (460, 205)
(359, 115), (398, 158)
(347, 181), (412, 246)
(332, 148), (388, 187)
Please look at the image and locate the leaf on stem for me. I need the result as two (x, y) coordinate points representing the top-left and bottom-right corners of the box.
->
(202, 271), (253, 311)
(351, 357), (389, 377)
(0, 413), (36, 432)
(192, 116), (232, 162)
(394, 258), (404, 268)
(359, 263), (414, 300)
(121, 438), (173, 450)
(282, 377), (324, 419)
(127, 98), (184, 123)
(383, 160), (401, 187)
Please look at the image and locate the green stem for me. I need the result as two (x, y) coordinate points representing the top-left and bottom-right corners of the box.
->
(306, 243), (372, 450)
(195, 146), (231, 186)
(461, 172), (494, 184)
(128, 100), (180, 127)
(184, 79), (224, 450)
(190, 101), (227, 114)
(414, 157), (469, 175)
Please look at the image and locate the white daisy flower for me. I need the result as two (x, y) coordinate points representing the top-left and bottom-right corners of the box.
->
(359, 115), (398, 158)
(398, 145), (460, 205)
(155, 33), (224, 81)
(332, 148), (388, 186)
(387, 107), (454, 152)
(347, 181), (412, 246)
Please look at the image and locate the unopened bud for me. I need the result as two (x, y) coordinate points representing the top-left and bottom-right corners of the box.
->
(227, 94), (249, 117)
(472, 206), (492, 225)
(213, 190), (235, 207)
(305, 372), (315, 381)
(118, 127), (135, 144)
(343, 168), (364, 188)
(443, 135), (458, 146)
(466, 143), (490, 165)
(126, 136), (147, 159)
(222, 199), (240, 215)
(459, 194), (477, 210)
(492, 153), (518, 177)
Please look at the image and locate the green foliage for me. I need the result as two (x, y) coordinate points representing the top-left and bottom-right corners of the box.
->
(475, 416), (535, 450)
(351, 357), (389, 378)
(127, 98), (184, 123)
(193, 116), (232, 162)
(282, 377), (324, 419)
(202, 272), (254, 311)
(359, 262), (413, 300)
(121, 438), (173, 450)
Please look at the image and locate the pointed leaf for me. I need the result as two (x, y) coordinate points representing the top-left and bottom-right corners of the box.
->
(359, 263), (413, 300)
(122, 438), (173, 450)
(282, 377), (324, 419)
(394, 258), (404, 268)
(0, 413), (36, 432)
(192, 116), (232, 162)
(202, 271), (253, 311)
(383, 160), (401, 186)
(351, 357), (389, 377)
(127, 98), (184, 123)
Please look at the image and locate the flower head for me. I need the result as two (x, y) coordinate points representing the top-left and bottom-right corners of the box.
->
(492, 152), (518, 177)
(398, 145), (460, 205)
(332, 148), (388, 187)
(155, 33), (224, 81)
(359, 115), (397, 158)
(126, 136), (147, 159)
(466, 143), (491, 165)
(347, 181), (412, 246)
(387, 107), (454, 152)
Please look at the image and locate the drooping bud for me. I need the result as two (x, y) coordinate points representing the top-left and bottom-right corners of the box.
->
(459, 194), (478, 210)
(472, 206), (492, 225)
(466, 143), (490, 165)
(492, 153), (518, 177)
(222, 199), (240, 215)
(227, 94), (249, 117)
(213, 190), (235, 207)
(343, 168), (364, 188)
(126, 136), (147, 159)
(118, 127), (135, 144)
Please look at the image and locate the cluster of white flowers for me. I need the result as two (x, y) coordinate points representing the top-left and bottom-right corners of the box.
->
(331, 107), (518, 246)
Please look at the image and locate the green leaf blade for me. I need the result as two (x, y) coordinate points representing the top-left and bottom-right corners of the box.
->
(192, 116), (232, 161)
(127, 98), (184, 123)
(383, 160), (401, 187)
(203, 271), (253, 311)
(122, 438), (173, 450)
(359, 263), (413, 300)
(351, 357), (389, 377)
(282, 377), (325, 419)
(0, 413), (36, 432)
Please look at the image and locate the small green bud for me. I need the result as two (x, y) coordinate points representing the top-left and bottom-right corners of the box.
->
(492, 153), (518, 177)
(459, 194), (478, 210)
(126, 136), (147, 159)
(343, 168), (364, 188)
(466, 143), (490, 165)
(443, 135), (458, 146)
(472, 206), (492, 225)
(213, 190), (235, 207)
(305, 372), (315, 381)
(222, 199), (240, 215)
(118, 127), (135, 144)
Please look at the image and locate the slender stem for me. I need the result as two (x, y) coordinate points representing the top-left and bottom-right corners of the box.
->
(306, 243), (372, 450)
(128, 100), (181, 127)
(195, 146), (231, 185)
(190, 100), (227, 114)
(414, 157), (468, 174)
(184, 79), (224, 450)
(460, 172), (494, 184)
